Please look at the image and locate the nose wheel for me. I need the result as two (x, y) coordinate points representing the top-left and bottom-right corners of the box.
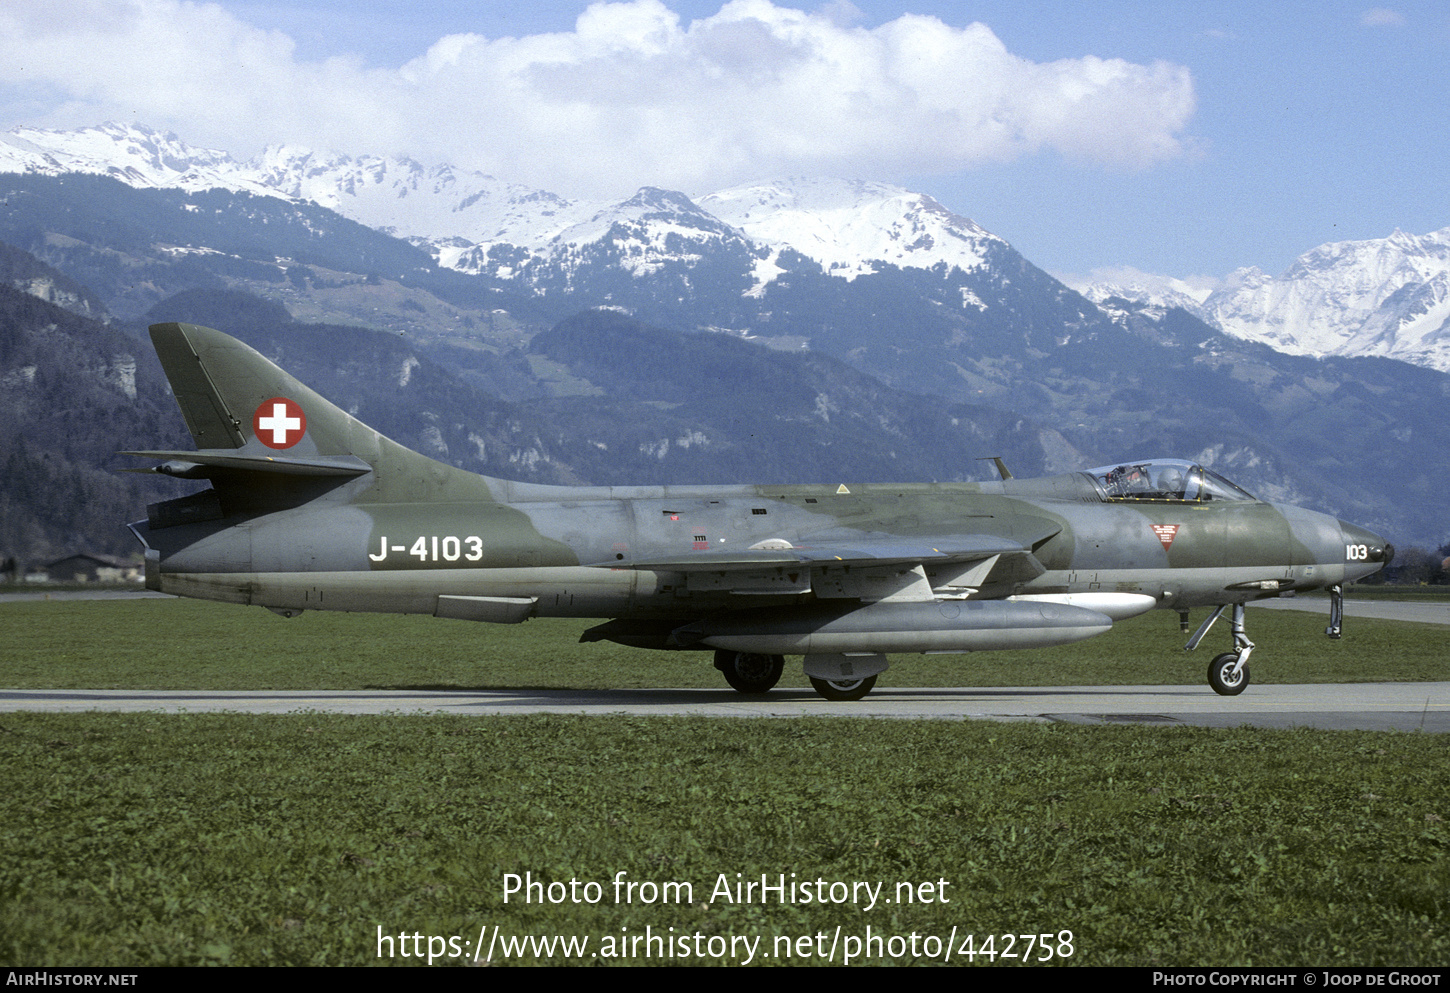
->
(1186, 603), (1255, 695)
(1207, 652), (1250, 696)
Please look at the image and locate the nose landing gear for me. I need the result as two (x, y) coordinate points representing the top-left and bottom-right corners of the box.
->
(1325, 584), (1343, 639)
(1207, 651), (1250, 696)
(1186, 603), (1256, 696)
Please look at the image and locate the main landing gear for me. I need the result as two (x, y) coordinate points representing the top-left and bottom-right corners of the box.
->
(713, 650), (881, 701)
(808, 675), (877, 702)
(1185, 603), (1255, 696)
(713, 650), (784, 694)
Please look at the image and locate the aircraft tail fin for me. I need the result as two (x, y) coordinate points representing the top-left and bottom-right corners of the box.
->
(149, 322), (359, 456)
(136, 322), (494, 504)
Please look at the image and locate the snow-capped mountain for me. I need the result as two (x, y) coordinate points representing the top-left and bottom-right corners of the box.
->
(1075, 230), (1450, 373)
(0, 123), (1001, 292)
(1199, 229), (1450, 372)
(442, 185), (768, 302)
(0, 123), (603, 246)
(1071, 271), (1215, 325)
(9, 123), (1450, 374)
(0, 122), (276, 197)
(247, 146), (592, 245)
(698, 177), (1003, 281)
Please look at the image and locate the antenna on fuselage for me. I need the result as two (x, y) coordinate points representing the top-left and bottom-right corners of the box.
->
(975, 456), (1013, 480)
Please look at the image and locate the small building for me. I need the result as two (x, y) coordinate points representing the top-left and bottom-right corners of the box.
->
(43, 554), (130, 583)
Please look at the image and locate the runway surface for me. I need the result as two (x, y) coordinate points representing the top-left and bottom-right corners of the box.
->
(1250, 597), (1450, 625)
(3, 682), (1446, 731)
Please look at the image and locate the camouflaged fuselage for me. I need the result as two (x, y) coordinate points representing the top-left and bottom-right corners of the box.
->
(127, 323), (1391, 680)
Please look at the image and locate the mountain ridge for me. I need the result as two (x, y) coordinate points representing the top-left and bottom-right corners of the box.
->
(1075, 229), (1450, 374)
(8, 121), (1447, 373)
(0, 127), (1445, 554)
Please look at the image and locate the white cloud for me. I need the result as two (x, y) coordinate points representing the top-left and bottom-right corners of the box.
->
(1360, 8), (1406, 27)
(1061, 265), (1221, 302)
(0, 0), (1197, 198)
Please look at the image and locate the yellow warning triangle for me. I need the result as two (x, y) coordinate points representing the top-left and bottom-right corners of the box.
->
(836, 484), (850, 494)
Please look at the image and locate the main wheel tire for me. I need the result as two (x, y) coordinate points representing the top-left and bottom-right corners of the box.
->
(715, 650), (784, 694)
(809, 674), (877, 702)
(1208, 652), (1249, 696)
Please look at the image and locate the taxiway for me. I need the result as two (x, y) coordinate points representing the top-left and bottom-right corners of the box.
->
(3, 682), (1445, 731)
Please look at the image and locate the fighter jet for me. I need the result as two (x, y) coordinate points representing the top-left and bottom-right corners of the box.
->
(124, 323), (1393, 700)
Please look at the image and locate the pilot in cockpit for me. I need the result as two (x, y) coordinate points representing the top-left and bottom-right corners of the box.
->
(1155, 464), (1185, 499)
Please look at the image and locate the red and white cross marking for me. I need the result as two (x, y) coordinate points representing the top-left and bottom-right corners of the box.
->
(253, 397), (307, 449)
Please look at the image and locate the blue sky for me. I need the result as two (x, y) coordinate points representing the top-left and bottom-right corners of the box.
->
(2, 1), (1445, 281)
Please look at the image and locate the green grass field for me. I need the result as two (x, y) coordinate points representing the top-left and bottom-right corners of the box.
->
(1, 713), (1447, 967)
(1, 595), (1447, 967)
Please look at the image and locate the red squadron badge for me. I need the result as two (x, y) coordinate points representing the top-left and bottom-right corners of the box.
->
(1151, 524), (1180, 551)
(253, 397), (307, 449)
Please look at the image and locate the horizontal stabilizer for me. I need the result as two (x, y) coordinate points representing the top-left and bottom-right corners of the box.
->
(122, 450), (373, 477)
(132, 323), (498, 507)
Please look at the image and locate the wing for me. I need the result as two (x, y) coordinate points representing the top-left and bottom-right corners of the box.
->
(608, 523), (1059, 601)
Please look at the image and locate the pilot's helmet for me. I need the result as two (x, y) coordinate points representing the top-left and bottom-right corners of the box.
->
(1157, 466), (1185, 494)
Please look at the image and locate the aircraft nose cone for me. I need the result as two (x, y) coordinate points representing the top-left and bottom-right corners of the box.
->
(1339, 521), (1394, 566)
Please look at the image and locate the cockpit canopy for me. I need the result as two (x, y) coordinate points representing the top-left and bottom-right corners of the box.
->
(1084, 459), (1258, 503)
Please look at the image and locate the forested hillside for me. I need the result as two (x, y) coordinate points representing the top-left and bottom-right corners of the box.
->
(0, 281), (193, 564)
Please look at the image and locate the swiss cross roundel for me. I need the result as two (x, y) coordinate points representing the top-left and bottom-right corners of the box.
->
(253, 397), (307, 449)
